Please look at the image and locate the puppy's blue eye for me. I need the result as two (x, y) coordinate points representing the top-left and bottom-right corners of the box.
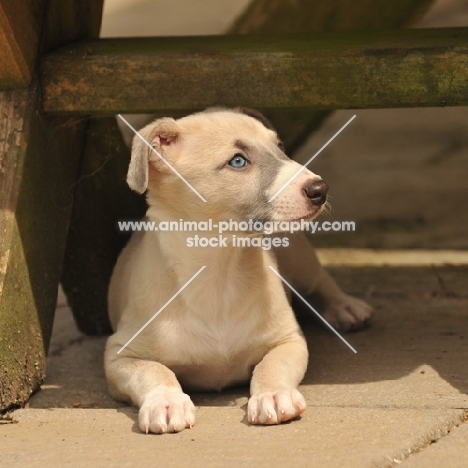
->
(229, 154), (248, 169)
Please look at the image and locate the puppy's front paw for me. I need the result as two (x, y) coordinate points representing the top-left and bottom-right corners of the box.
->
(248, 389), (306, 425)
(139, 388), (196, 434)
(322, 294), (374, 332)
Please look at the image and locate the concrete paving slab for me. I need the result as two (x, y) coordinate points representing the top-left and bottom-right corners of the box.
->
(1, 407), (465, 468)
(2, 266), (467, 467)
(316, 249), (468, 267)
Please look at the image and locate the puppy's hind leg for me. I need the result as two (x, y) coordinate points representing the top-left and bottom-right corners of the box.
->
(248, 333), (308, 425)
(104, 336), (195, 434)
(276, 232), (374, 332)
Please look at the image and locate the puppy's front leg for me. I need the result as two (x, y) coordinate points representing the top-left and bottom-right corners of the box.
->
(248, 334), (308, 425)
(105, 339), (195, 434)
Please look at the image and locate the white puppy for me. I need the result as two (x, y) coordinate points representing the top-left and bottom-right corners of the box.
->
(105, 108), (373, 434)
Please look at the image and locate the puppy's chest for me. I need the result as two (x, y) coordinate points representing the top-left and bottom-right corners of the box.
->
(154, 307), (263, 365)
(141, 258), (271, 366)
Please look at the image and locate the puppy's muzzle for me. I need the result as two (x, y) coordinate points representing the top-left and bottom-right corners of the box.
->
(303, 180), (328, 206)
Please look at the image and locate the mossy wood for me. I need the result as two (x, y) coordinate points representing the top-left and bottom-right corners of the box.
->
(0, 0), (105, 412)
(0, 87), (85, 411)
(42, 28), (468, 115)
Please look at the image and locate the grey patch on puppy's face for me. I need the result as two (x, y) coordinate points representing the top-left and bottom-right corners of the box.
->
(235, 109), (325, 224)
(219, 111), (290, 223)
(230, 108), (290, 222)
(237, 145), (289, 223)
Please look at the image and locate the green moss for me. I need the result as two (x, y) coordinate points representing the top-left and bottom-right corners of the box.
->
(41, 28), (468, 115)
(0, 87), (84, 411)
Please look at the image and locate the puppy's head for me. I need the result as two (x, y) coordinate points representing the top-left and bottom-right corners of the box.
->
(127, 108), (328, 224)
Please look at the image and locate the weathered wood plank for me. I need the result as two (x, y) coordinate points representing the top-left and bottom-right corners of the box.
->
(45, 0), (123, 337)
(0, 0), (44, 88)
(0, 0), (105, 411)
(41, 0), (103, 52)
(0, 87), (85, 411)
(231, 0), (434, 33)
(41, 27), (468, 115)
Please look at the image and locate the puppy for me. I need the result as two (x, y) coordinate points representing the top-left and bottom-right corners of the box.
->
(105, 108), (373, 434)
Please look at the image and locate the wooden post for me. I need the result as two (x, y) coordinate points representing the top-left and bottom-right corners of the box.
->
(0, 0), (104, 411)
(0, 87), (86, 410)
(41, 2), (144, 337)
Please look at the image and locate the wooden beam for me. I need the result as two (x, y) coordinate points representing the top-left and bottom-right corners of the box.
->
(42, 0), (127, 337)
(0, 0), (105, 412)
(41, 27), (468, 115)
(0, 87), (85, 410)
(0, 0), (44, 88)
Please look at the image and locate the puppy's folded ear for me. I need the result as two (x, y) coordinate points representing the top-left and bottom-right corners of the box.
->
(127, 118), (179, 194)
(237, 107), (276, 132)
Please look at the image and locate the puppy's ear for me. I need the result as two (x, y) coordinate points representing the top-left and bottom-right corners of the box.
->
(238, 107), (286, 151)
(127, 118), (179, 194)
(237, 107), (276, 132)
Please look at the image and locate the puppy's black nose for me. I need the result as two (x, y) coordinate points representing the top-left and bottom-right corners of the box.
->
(304, 180), (328, 206)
